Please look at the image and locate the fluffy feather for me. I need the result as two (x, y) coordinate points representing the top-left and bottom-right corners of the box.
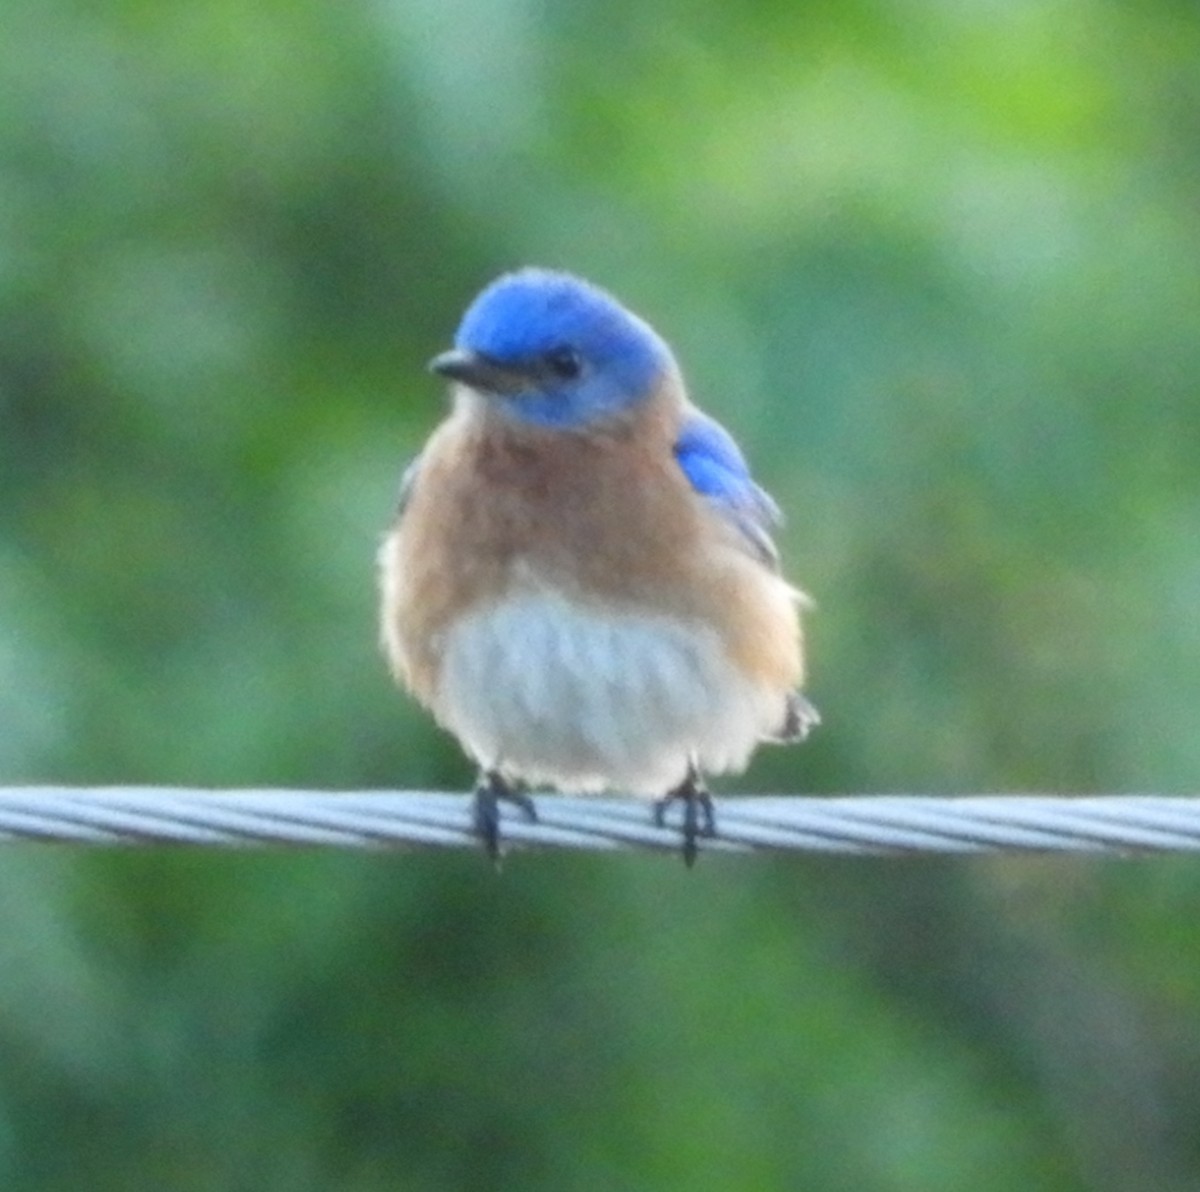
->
(378, 268), (815, 805)
(434, 591), (782, 792)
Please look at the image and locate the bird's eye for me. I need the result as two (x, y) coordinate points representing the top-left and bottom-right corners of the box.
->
(543, 346), (582, 380)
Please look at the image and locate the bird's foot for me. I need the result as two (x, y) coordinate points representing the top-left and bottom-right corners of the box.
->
(653, 769), (715, 868)
(473, 770), (538, 867)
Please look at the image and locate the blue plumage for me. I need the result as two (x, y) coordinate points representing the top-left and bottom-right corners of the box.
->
(383, 266), (816, 866)
(446, 268), (782, 563)
(451, 269), (670, 430)
(674, 412), (782, 568)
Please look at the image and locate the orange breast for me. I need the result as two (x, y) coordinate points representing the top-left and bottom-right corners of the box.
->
(379, 389), (802, 704)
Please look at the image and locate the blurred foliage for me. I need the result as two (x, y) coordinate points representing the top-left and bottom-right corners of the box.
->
(3, 0), (1200, 1188)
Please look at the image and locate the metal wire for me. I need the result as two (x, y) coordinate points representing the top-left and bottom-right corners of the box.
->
(0, 788), (1198, 857)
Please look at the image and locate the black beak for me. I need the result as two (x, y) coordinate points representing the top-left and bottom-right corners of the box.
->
(428, 348), (528, 395)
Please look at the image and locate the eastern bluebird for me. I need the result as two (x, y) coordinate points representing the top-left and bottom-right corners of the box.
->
(378, 268), (817, 865)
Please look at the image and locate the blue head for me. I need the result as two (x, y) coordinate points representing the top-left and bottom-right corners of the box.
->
(430, 269), (673, 429)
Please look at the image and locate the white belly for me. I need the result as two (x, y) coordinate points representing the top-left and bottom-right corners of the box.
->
(433, 592), (781, 794)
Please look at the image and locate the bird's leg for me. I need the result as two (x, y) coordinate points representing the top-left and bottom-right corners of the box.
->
(473, 769), (538, 866)
(653, 763), (715, 868)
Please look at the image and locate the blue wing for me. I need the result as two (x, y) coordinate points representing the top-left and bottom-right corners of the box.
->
(673, 411), (782, 569)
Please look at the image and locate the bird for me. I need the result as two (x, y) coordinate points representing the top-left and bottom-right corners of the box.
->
(378, 268), (817, 865)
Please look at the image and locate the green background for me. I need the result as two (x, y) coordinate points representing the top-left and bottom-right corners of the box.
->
(3, 1), (1200, 1188)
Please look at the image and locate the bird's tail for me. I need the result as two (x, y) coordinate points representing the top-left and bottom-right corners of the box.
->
(765, 691), (820, 744)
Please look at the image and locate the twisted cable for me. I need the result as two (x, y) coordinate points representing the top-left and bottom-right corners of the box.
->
(1, 788), (1198, 856)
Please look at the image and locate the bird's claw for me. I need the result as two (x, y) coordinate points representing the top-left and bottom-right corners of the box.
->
(473, 771), (537, 867)
(653, 771), (715, 868)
